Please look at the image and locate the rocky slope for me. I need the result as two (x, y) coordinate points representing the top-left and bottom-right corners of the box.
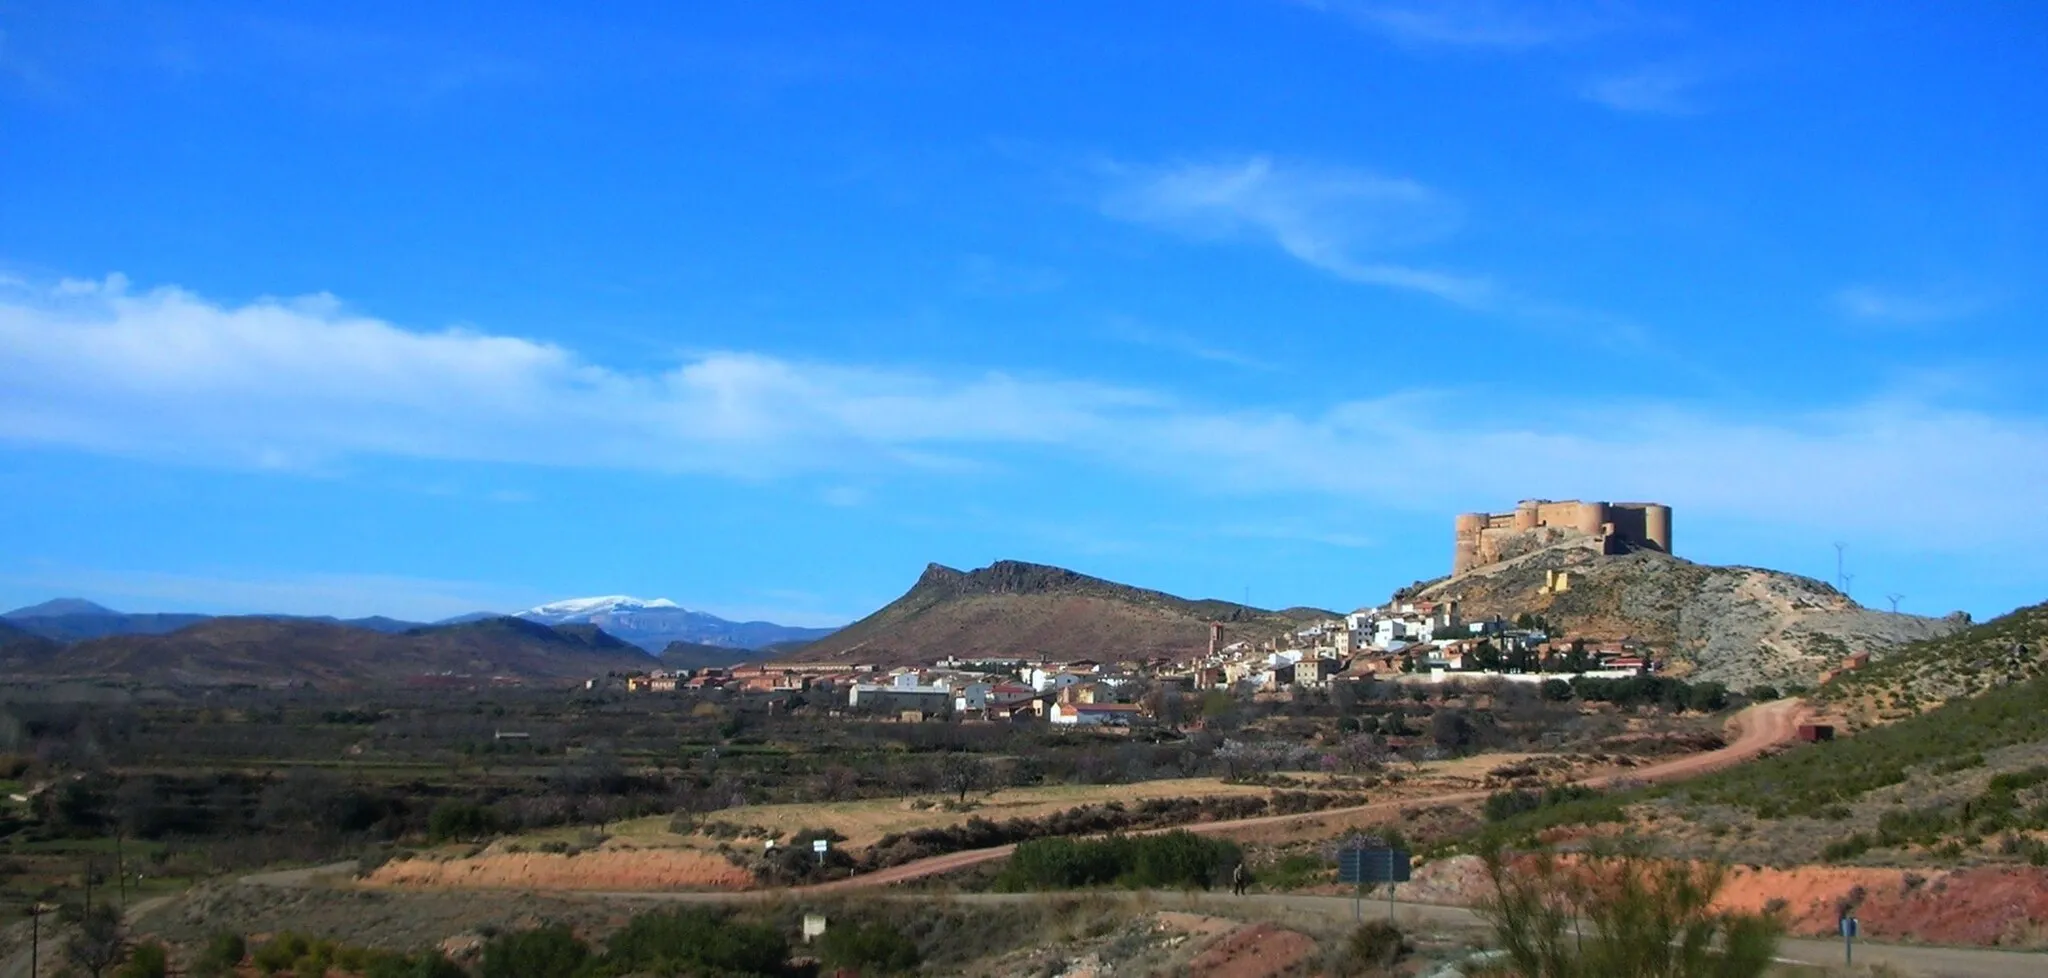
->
(782, 560), (1330, 666)
(1819, 600), (2048, 723)
(1417, 540), (1963, 688)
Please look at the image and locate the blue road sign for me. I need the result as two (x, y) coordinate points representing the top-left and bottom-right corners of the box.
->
(1337, 847), (1411, 885)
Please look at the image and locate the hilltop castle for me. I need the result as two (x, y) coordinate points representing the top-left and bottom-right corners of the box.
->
(1454, 499), (1672, 577)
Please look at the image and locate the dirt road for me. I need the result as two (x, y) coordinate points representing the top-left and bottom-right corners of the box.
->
(806, 698), (1806, 892)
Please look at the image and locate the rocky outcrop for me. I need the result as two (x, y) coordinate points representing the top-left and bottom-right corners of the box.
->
(1418, 542), (1959, 688)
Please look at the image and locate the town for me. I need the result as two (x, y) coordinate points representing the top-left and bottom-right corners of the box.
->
(604, 595), (1669, 727)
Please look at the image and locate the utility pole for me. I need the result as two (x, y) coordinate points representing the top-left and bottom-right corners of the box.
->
(30, 903), (42, 978)
(1886, 593), (1903, 614)
(1833, 542), (1849, 594)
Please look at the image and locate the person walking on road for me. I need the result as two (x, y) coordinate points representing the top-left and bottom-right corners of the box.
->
(1231, 861), (1250, 896)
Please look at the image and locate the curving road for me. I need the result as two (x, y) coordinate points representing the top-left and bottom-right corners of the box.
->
(804, 697), (1807, 892)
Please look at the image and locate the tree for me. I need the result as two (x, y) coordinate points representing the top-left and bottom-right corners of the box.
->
(1540, 679), (1574, 702)
(68, 904), (125, 978)
(1430, 709), (1477, 753)
(1471, 641), (1503, 672)
(1476, 844), (1781, 977)
(938, 754), (991, 803)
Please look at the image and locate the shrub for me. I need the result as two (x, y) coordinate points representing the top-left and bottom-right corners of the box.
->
(598, 907), (787, 976)
(997, 830), (1240, 891)
(1484, 785), (1599, 823)
(253, 934), (313, 973)
(115, 941), (169, 978)
(1345, 920), (1407, 972)
(1477, 845), (1782, 977)
(478, 925), (588, 978)
(427, 801), (498, 843)
(817, 920), (921, 974)
(198, 933), (246, 971)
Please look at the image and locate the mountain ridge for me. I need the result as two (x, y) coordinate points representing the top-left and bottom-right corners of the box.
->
(782, 559), (1333, 666)
(0, 616), (654, 688)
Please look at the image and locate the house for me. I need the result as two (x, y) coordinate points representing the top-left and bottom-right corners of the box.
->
(1048, 702), (1144, 727)
(848, 683), (951, 717)
(956, 682), (1037, 712)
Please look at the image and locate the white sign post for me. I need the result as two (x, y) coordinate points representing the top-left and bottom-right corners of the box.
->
(813, 838), (829, 864)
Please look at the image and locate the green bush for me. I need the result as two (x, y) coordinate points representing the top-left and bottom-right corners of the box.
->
(479, 925), (588, 978)
(817, 921), (921, 974)
(596, 907), (788, 976)
(115, 941), (169, 978)
(427, 801), (498, 842)
(197, 933), (246, 971)
(1484, 785), (1597, 823)
(997, 830), (1240, 891)
(252, 933), (312, 973)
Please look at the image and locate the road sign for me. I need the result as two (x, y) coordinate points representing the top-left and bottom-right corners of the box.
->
(1336, 847), (1411, 885)
(1839, 917), (1858, 938)
(1840, 916), (1858, 966)
(813, 839), (829, 853)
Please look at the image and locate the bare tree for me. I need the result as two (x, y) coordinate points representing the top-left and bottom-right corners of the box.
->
(68, 903), (125, 978)
(938, 754), (991, 803)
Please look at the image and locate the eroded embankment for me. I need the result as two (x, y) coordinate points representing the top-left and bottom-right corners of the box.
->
(1398, 855), (2048, 947)
(365, 848), (752, 891)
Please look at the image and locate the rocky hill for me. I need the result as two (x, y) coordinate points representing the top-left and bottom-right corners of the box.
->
(1417, 539), (1963, 688)
(0, 616), (654, 688)
(1818, 599), (2048, 726)
(781, 560), (1331, 666)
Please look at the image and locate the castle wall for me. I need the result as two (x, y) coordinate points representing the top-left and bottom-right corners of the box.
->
(1451, 499), (1673, 576)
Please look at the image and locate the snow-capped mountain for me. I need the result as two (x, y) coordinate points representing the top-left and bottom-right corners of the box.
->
(520, 595), (682, 622)
(514, 595), (838, 653)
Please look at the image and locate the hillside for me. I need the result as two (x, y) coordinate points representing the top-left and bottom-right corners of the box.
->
(782, 559), (1331, 666)
(1819, 599), (2048, 726)
(1417, 539), (1962, 688)
(658, 640), (758, 671)
(0, 616), (654, 688)
(2, 598), (431, 641)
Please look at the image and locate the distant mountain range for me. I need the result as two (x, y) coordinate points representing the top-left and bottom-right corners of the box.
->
(0, 615), (656, 688)
(1, 595), (838, 656)
(780, 559), (1333, 667)
(513, 595), (838, 653)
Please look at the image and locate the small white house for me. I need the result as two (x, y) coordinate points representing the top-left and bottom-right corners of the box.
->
(1048, 702), (1143, 726)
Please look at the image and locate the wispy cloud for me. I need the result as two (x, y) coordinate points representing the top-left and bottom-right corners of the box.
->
(1101, 156), (1492, 306)
(1834, 285), (1987, 327)
(5, 274), (2047, 554)
(1105, 317), (1277, 371)
(1582, 65), (1703, 114)
(0, 274), (1152, 477)
(1301, 1), (1615, 50)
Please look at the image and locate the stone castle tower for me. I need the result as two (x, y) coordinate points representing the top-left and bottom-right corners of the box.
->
(1453, 499), (1672, 577)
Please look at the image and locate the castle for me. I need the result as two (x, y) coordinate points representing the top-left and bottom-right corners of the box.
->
(1454, 499), (1672, 577)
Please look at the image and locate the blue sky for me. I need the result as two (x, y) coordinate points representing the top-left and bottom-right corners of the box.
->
(3, 1), (2045, 626)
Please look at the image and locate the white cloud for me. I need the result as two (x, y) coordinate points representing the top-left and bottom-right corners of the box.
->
(1581, 65), (1702, 114)
(0, 276), (1148, 476)
(1834, 285), (1986, 326)
(4, 274), (2047, 554)
(1102, 156), (1492, 306)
